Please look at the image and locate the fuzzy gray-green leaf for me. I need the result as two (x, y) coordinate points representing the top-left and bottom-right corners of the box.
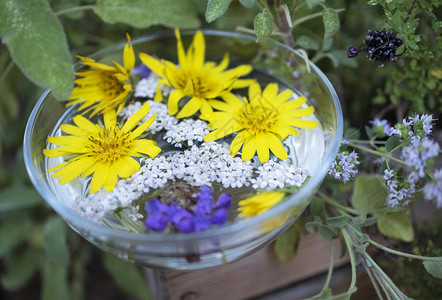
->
(94, 0), (200, 28)
(43, 216), (69, 267)
(423, 260), (442, 279)
(205, 0), (233, 23)
(274, 218), (303, 262)
(351, 174), (388, 220)
(377, 211), (414, 242)
(254, 10), (273, 41)
(323, 7), (340, 39)
(0, 0), (73, 100)
(102, 253), (151, 300)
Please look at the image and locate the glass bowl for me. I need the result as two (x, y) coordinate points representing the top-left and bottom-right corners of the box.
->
(24, 29), (343, 270)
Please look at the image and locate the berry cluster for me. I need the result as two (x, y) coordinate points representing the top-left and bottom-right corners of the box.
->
(347, 29), (403, 63)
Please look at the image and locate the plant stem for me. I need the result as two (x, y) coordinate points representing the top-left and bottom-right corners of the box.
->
(55, 5), (95, 16)
(347, 141), (406, 165)
(319, 191), (359, 215)
(348, 139), (387, 145)
(341, 228), (357, 292)
(274, 0), (295, 47)
(368, 239), (442, 261)
(363, 260), (385, 300)
(319, 239), (334, 295)
(0, 60), (14, 87)
(291, 8), (345, 28)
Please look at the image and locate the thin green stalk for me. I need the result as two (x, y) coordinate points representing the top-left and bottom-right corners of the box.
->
(341, 228), (357, 292)
(319, 191), (359, 215)
(319, 239), (334, 295)
(368, 239), (442, 261)
(348, 139), (387, 145)
(364, 253), (409, 299)
(291, 8), (345, 28)
(363, 260), (385, 300)
(55, 5), (95, 16)
(0, 60), (14, 86)
(347, 141), (405, 165)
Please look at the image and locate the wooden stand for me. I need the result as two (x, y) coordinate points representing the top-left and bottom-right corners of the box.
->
(145, 232), (349, 299)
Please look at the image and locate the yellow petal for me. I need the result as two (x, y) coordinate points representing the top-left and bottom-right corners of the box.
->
(175, 28), (188, 69)
(104, 164), (118, 192)
(256, 133), (270, 162)
(103, 109), (117, 130)
(122, 102), (150, 133)
(242, 134), (257, 161)
(139, 52), (165, 77)
(190, 30), (205, 69)
(230, 132), (246, 156)
(248, 82), (262, 102)
(129, 114), (157, 139)
(176, 97), (201, 119)
(167, 89), (184, 115)
(73, 115), (98, 133)
(115, 156), (140, 178)
(124, 33), (135, 72)
(262, 83), (278, 101)
(89, 163), (108, 193)
(266, 133), (288, 160)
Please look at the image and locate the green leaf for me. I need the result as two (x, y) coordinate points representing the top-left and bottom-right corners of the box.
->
(274, 218), (303, 262)
(327, 215), (349, 228)
(239, 0), (255, 8)
(0, 0), (73, 100)
(385, 135), (400, 152)
(0, 219), (32, 258)
(323, 7), (340, 40)
(102, 253), (151, 300)
(205, 0), (233, 23)
(43, 216), (69, 267)
(310, 197), (325, 216)
(1, 249), (43, 291)
(351, 174), (388, 220)
(42, 263), (70, 300)
(305, 221), (317, 233)
(94, 0), (200, 28)
(396, 44), (405, 55)
(254, 10), (273, 41)
(377, 211), (414, 242)
(423, 260), (442, 279)
(306, 0), (325, 9)
(0, 185), (42, 212)
(296, 35), (320, 50)
(318, 224), (336, 239)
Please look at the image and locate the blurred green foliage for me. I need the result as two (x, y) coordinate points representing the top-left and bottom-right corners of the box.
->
(0, 0), (440, 299)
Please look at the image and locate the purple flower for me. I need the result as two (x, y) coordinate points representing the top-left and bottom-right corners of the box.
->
(423, 169), (442, 208)
(328, 150), (360, 183)
(144, 185), (232, 233)
(347, 47), (359, 58)
(132, 64), (151, 78)
(401, 136), (440, 178)
(383, 169), (416, 207)
(369, 118), (391, 137)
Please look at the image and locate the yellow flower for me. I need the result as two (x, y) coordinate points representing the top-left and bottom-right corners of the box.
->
(238, 192), (285, 219)
(43, 102), (161, 193)
(139, 29), (253, 119)
(67, 34), (135, 117)
(204, 82), (318, 163)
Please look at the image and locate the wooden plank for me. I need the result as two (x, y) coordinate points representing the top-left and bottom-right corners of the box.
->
(166, 232), (349, 300)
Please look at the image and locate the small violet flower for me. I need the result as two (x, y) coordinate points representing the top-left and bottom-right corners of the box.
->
(401, 136), (440, 178)
(132, 64), (151, 79)
(328, 150), (360, 183)
(369, 118), (391, 138)
(423, 169), (442, 208)
(383, 169), (416, 207)
(144, 185), (232, 233)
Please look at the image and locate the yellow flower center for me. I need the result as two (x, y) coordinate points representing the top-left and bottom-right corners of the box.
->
(236, 103), (278, 135)
(176, 70), (215, 98)
(86, 127), (132, 164)
(99, 72), (126, 99)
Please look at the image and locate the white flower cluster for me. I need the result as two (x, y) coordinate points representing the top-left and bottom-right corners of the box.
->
(71, 179), (143, 222)
(120, 100), (177, 134)
(134, 73), (172, 98)
(163, 119), (210, 147)
(252, 159), (309, 190)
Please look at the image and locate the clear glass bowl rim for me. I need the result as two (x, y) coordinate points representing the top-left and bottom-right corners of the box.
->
(23, 29), (343, 242)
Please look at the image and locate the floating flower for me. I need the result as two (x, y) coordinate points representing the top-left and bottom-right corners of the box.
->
(139, 29), (253, 119)
(238, 191), (285, 219)
(67, 34), (135, 116)
(44, 102), (161, 193)
(144, 185), (232, 233)
(204, 82), (318, 163)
